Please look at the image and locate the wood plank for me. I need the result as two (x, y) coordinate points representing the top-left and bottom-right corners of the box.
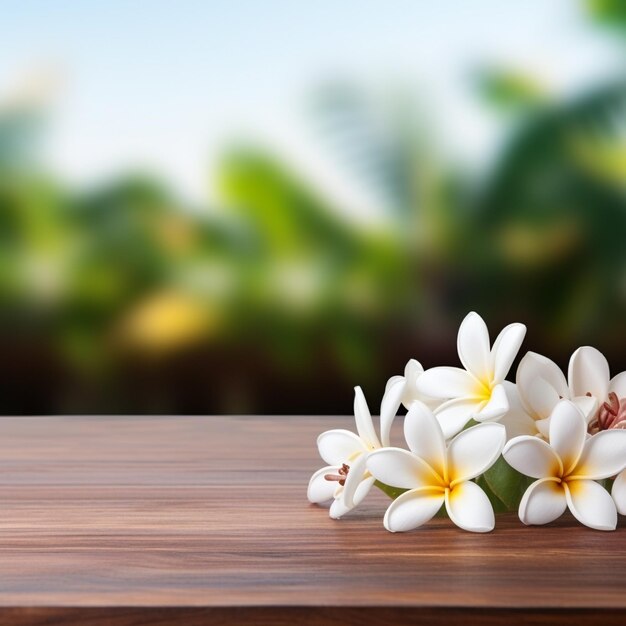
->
(0, 415), (624, 625)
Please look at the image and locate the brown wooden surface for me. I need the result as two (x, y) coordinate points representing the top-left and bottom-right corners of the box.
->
(0, 415), (625, 625)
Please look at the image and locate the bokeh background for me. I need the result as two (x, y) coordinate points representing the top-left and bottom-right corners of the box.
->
(1, 0), (625, 415)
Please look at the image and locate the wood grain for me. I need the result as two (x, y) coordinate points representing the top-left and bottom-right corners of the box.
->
(0, 415), (624, 625)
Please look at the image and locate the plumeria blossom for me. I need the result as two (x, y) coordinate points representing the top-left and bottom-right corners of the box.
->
(416, 312), (526, 439)
(366, 401), (506, 533)
(569, 346), (626, 434)
(379, 359), (440, 447)
(515, 350), (600, 439)
(307, 386), (381, 518)
(568, 347), (626, 515)
(306, 312), (626, 533)
(503, 399), (626, 531)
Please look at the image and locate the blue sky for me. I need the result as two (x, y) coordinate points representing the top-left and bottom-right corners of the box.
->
(0, 1), (622, 221)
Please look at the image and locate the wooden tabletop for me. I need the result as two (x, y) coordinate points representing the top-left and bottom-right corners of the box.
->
(0, 415), (624, 625)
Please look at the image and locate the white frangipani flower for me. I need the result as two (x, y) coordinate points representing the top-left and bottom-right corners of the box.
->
(569, 346), (626, 514)
(568, 346), (626, 433)
(379, 359), (440, 447)
(416, 312), (526, 438)
(307, 386), (380, 518)
(366, 401), (506, 533)
(503, 399), (626, 531)
(515, 350), (598, 439)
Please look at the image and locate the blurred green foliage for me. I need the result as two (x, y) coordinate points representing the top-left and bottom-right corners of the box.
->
(475, 69), (547, 112)
(0, 104), (417, 413)
(1, 12), (626, 415)
(469, 82), (626, 350)
(587, 0), (626, 28)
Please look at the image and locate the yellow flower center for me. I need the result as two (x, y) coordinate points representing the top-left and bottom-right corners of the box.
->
(473, 378), (493, 402)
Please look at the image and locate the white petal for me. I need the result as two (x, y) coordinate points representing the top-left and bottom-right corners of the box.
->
(445, 480), (495, 533)
(568, 346), (610, 400)
(474, 383), (509, 422)
(403, 401), (447, 479)
(415, 366), (478, 400)
(516, 351), (569, 412)
(366, 447), (442, 489)
(500, 409), (539, 439)
(524, 376), (561, 420)
(564, 479), (617, 531)
(329, 498), (347, 519)
(457, 312), (491, 381)
(383, 487), (445, 532)
(499, 381), (540, 438)
(339, 451), (369, 510)
(572, 395), (599, 422)
(402, 359), (436, 408)
(329, 476), (374, 519)
(307, 465), (341, 503)
(380, 377), (405, 448)
(353, 386), (380, 449)
(518, 478), (566, 525)
(352, 475), (375, 506)
(503, 436), (562, 479)
(502, 379), (524, 411)
(413, 396), (442, 411)
(535, 418), (550, 440)
(611, 470), (626, 515)
(609, 371), (626, 398)
(572, 430), (626, 480)
(317, 429), (366, 466)
(385, 375), (404, 394)
(548, 400), (587, 476)
(404, 358), (424, 380)
(434, 397), (485, 439)
(447, 422), (506, 485)
(491, 322), (526, 383)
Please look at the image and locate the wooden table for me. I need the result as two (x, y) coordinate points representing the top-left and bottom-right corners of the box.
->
(0, 415), (624, 625)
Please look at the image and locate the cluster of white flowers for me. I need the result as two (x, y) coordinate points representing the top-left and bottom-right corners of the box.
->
(307, 312), (626, 532)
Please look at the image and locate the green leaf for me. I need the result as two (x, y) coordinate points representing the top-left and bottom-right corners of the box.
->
(374, 480), (408, 501)
(482, 455), (531, 512)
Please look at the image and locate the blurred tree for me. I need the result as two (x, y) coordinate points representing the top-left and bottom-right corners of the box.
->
(1, 2), (625, 415)
(587, 0), (626, 29)
(466, 81), (626, 362)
